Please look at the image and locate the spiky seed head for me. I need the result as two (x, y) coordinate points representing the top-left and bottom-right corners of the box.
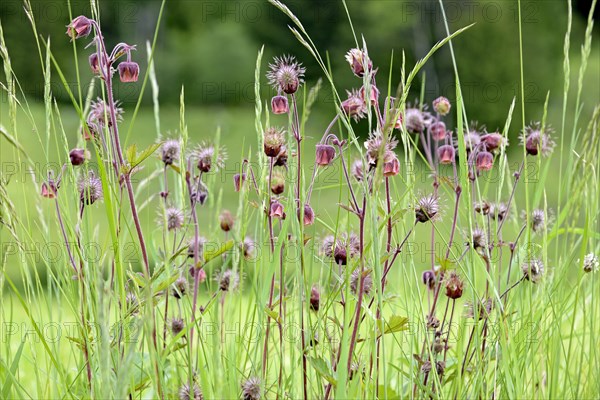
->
(179, 383), (203, 400)
(520, 123), (555, 157)
(583, 253), (599, 273)
(321, 236), (335, 258)
(263, 127), (286, 157)
(332, 233), (360, 265)
(241, 376), (261, 400)
(521, 258), (545, 283)
(161, 139), (181, 165)
(240, 236), (256, 259)
(219, 210), (234, 232)
(465, 298), (493, 320)
(405, 107), (429, 134)
(187, 237), (207, 259)
(345, 48), (372, 77)
(415, 194), (439, 223)
(350, 269), (373, 297)
(528, 209), (547, 233)
(267, 55), (305, 94)
(471, 228), (487, 252)
(171, 318), (185, 336)
(165, 207), (184, 231)
(193, 142), (226, 173)
(172, 276), (188, 299)
(88, 98), (123, 127)
(364, 130), (398, 167)
(217, 269), (240, 292)
(351, 159), (365, 181)
(444, 271), (464, 299)
(474, 201), (490, 215)
(461, 131), (482, 154)
(78, 171), (103, 205)
(432, 96), (451, 116)
(489, 202), (508, 221)
(341, 89), (367, 121)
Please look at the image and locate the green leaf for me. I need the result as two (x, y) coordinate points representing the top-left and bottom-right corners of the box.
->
(308, 356), (337, 385)
(126, 143), (138, 165)
(134, 142), (162, 167)
(381, 315), (409, 335)
(203, 239), (234, 264)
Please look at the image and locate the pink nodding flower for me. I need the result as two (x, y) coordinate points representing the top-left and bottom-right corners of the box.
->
(270, 200), (286, 219)
(41, 181), (57, 199)
(66, 16), (92, 40)
(302, 204), (315, 226)
(118, 61), (139, 83)
(271, 95), (289, 114)
(475, 151), (494, 171)
(233, 173), (246, 192)
(481, 132), (506, 152)
(437, 145), (455, 165)
(315, 144), (336, 166)
(382, 151), (400, 177)
(428, 121), (447, 141)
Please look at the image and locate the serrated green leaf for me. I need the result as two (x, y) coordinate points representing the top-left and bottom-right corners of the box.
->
(308, 356), (337, 385)
(381, 315), (409, 335)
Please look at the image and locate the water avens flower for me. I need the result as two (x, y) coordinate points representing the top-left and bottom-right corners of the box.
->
(405, 107), (430, 134)
(341, 89), (367, 121)
(241, 376), (261, 400)
(521, 258), (545, 283)
(365, 130), (398, 167)
(271, 95), (289, 114)
(161, 139), (181, 165)
(89, 98), (123, 127)
(88, 53), (100, 74)
(489, 202), (508, 221)
(118, 61), (139, 83)
(315, 144), (336, 166)
(269, 199), (285, 219)
(267, 55), (305, 94)
(270, 169), (286, 195)
(233, 173), (246, 192)
(301, 203), (315, 226)
(422, 270), (436, 290)
(382, 151), (400, 177)
(528, 209), (548, 233)
(78, 171), (103, 205)
(428, 120), (447, 141)
(69, 148), (89, 166)
(481, 132), (506, 153)
(437, 144), (455, 164)
(41, 181), (57, 199)
(187, 237), (207, 259)
(475, 151), (494, 172)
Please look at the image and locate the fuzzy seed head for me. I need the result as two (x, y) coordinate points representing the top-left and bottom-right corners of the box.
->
(161, 139), (181, 165)
(240, 236), (256, 259)
(405, 107), (429, 134)
(583, 253), (599, 273)
(172, 276), (188, 299)
(171, 318), (185, 336)
(351, 159), (365, 181)
(78, 171), (103, 205)
(267, 55), (305, 94)
(217, 269), (240, 292)
(263, 127), (286, 157)
(364, 130), (398, 167)
(165, 207), (184, 231)
(341, 89), (367, 121)
(179, 383), (203, 400)
(521, 123), (555, 157)
(241, 376), (261, 400)
(350, 269), (373, 297)
(193, 142), (226, 173)
(88, 98), (123, 127)
(521, 258), (545, 283)
(415, 194), (439, 223)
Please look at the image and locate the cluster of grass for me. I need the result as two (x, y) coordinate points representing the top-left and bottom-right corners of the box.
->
(1, 0), (599, 399)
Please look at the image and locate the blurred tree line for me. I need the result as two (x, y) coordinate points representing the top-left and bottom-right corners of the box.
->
(0, 0), (597, 130)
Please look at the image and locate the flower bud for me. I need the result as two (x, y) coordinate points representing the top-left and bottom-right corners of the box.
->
(315, 144), (336, 166)
(432, 96), (451, 116)
(271, 95), (289, 114)
(302, 203), (315, 226)
(444, 271), (464, 299)
(481, 132), (505, 152)
(309, 285), (320, 312)
(345, 48), (372, 78)
(475, 151), (494, 171)
(66, 16), (92, 40)
(422, 270), (435, 290)
(233, 173), (246, 192)
(118, 61), (139, 83)
(270, 200), (285, 219)
(69, 148), (89, 166)
(437, 145), (455, 165)
(428, 121), (447, 141)
(219, 210), (234, 232)
(89, 53), (100, 74)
